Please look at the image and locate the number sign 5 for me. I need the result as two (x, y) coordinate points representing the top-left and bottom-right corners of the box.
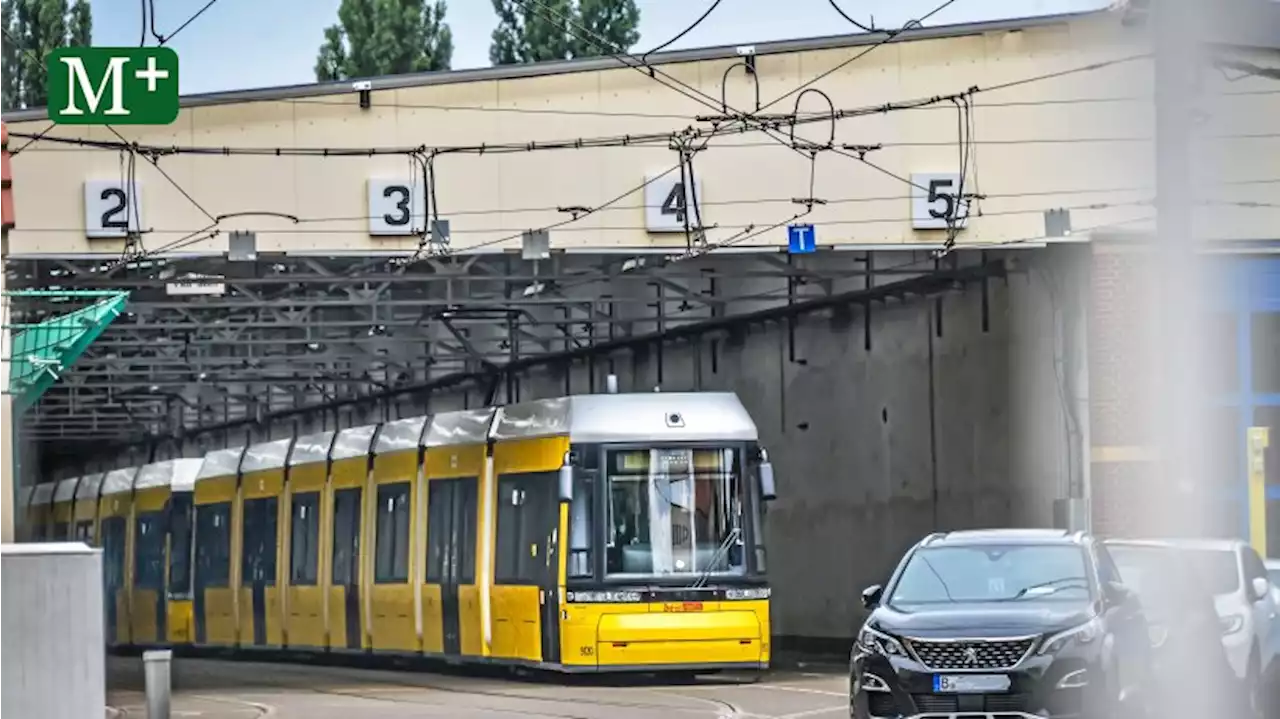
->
(910, 173), (969, 231)
(84, 180), (143, 238)
(368, 179), (426, 236)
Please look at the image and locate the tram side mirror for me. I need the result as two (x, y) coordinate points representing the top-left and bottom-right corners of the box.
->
(758, 461), (777, 502)
(558, 464), (574, 504)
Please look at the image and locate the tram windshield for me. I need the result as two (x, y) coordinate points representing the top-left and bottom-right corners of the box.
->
(605, 447), (748, 578)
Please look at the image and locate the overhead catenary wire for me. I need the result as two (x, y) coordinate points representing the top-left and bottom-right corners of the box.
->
(642, 0), (725, 62)
(7, 52), (1170, 161)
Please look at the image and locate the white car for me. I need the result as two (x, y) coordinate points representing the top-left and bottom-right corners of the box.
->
(1107, 539), (1276, 696)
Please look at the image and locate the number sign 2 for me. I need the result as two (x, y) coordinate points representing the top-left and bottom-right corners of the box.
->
(910, 173), (969, 231)
(367, 179), (426, 236)
(644, 174), (704, 233)
(84, 180), (143, 238)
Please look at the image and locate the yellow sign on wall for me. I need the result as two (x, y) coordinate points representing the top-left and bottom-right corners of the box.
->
(1247, 427), (1270, 556)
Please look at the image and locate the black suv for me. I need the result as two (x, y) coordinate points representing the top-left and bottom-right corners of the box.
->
(850, 529), (1151, 718)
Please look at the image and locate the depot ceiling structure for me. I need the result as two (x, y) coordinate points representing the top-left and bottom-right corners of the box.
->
(6, 246), (1005, 463)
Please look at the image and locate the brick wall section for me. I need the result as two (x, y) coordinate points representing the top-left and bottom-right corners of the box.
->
(1088, 243), (1157, 537)
(1086, 241), (1231, 538)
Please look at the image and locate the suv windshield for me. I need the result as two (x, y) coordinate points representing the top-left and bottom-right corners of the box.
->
(605, 447), (745, 578)
(1108, 545), (1240, 596)
(889, 544), (1091, 605)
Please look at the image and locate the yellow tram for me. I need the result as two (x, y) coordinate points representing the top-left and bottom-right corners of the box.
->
(27, 390), (777, 674)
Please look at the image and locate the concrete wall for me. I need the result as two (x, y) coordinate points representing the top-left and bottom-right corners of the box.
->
(256, 246), (1079, 640)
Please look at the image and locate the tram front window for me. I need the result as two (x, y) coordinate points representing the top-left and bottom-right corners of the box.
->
(605, 447), (747, 578)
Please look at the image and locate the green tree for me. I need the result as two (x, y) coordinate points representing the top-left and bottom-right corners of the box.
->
(1, 0), (93, 110)
(489, 0), (639, 65)
(573, 0), (637, 58)
(315, 0), (453, 82)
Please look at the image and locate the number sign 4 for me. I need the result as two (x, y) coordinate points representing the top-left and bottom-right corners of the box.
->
(910, 173), (970, 231)
(84, 180), (143, 238)
(644, 174), (704, 233)
(367, 179), (426, 236)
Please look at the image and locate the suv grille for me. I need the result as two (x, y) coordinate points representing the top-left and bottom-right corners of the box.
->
(904, 637), (1036, 670)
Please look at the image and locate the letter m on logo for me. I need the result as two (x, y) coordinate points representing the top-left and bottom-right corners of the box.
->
(47, 47), (180, 126)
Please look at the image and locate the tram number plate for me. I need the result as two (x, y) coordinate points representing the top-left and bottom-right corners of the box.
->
(933, 675), (1011, 693)
(663, 602), (704, 612)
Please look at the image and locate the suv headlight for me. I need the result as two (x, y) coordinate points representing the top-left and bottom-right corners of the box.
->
(1038, 618), (1103, 655)
(1220, 613), (1245, 636)
(857, 626), (907, 657)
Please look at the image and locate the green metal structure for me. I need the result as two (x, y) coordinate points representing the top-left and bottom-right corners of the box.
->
(5, 290), (129, 413)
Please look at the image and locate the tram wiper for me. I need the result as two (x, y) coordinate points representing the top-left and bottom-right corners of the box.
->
(691, 527), (740, 589)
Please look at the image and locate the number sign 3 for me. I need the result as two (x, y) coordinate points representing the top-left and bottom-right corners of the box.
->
(910, 173), (969, 231)
(367, 179), (426, 236)
(644, 174), (704, 233)
(84, 180), (143, 238)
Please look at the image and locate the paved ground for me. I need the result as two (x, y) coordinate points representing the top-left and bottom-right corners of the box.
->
(106, 656), (851, 719)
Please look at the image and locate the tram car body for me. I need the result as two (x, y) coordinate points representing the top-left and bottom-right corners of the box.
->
(23, 390), (777, 674)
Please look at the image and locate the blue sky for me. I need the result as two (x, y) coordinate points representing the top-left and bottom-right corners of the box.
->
(88, 0), (1104, 95)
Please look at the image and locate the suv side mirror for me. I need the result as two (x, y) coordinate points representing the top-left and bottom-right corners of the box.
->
(862, 584), (883, 610)
(1104, 581), (1134, 607)
(1251, 577), (1270, 602)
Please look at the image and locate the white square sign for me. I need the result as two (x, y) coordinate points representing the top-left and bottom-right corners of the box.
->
(367, 178), (426, 236)
(84, 180), (143, 238)
(644, 174), (705, 233)
(910, 173), (970, 231)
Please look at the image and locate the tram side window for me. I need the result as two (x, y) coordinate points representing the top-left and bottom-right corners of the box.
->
(195, 503), (232, 588)
(100, 517), (127, 592)
(567, 470), (595, 579)
(495, 473), (555, 584)
(241, 497), (279, 585)
(134, 511), (166, 590)
(331, 489), (361, 586)
(457, 480), (477, 584)
(168, 495), (194, 597)
(290, 492), (321, 585)
(425, 482), (450, 584)
(375, 483), (411, 583)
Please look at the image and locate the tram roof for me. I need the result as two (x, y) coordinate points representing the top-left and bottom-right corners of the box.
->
(53, 477), (80, 502)
(102, 467), (139, 495)
(333, 424), (378, 461)
(241, 438), (293, 473)
(74, 472), (105, 500)
(135, 458), (204, 492)
(490, 392), (758, 444)
(196, 447), (246, 481)
(30, 482), (55, 503)
(289, 431), (335, 467)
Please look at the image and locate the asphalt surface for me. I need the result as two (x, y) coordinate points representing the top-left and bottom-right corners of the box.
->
(106, 656), (851, 719)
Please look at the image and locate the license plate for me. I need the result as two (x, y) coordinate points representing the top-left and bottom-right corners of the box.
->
(663, 602), (703, 612)
(933, 674), (1011, 693)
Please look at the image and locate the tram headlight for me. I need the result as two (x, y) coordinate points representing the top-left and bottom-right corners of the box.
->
(567, 590), (643, 603)
(725, 588), (771, 600)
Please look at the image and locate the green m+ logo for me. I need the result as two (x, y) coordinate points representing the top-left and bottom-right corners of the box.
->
(46, 47), (180, 125)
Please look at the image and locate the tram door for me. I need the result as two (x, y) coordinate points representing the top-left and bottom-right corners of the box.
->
(535, 479), (561, 665)
(427, 478), (477, 655)
(100, 517), (127, 644)
(240, 497), (278, 646)
(332, 487), (363, 650)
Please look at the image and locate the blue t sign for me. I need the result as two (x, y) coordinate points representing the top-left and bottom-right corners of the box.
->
(788, 223), (816, 254)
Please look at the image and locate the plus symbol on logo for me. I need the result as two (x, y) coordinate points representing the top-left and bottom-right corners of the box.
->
(134, 56), (169, 92)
